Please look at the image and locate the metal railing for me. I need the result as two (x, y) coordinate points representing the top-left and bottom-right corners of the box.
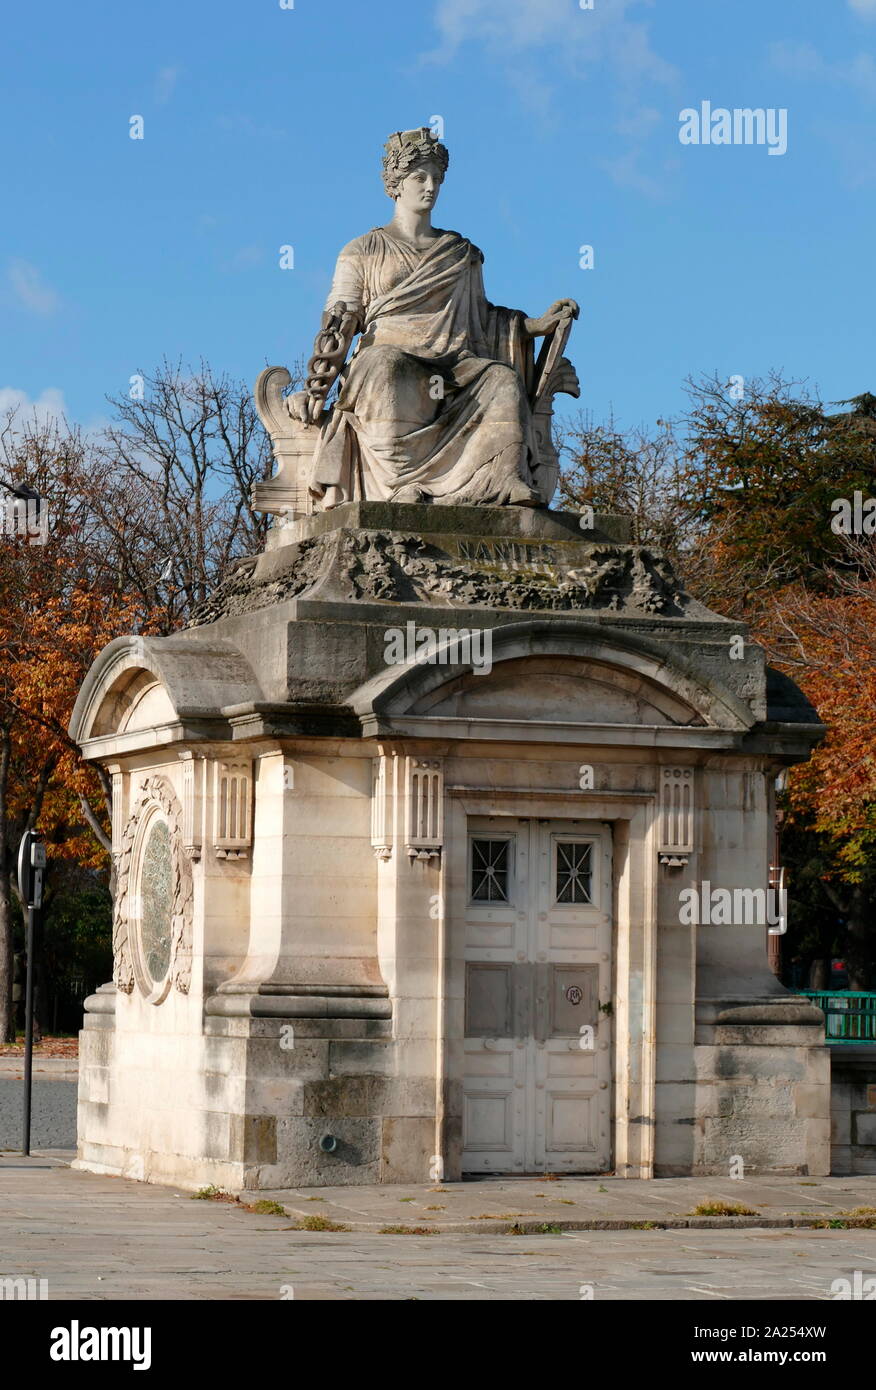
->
(800, 991), (876, 1043)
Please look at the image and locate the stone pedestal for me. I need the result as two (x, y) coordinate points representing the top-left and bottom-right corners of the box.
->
(71, 502), (829, 1188)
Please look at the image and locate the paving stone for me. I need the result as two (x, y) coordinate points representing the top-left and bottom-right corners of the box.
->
(1, 1155), (875, 1301)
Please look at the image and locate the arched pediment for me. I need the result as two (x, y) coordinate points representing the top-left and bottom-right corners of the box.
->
(412, 655), (705, 726)
(349, 621), (757, 733)
(91, 667), (177, 737)
(70, 635), (264, 747)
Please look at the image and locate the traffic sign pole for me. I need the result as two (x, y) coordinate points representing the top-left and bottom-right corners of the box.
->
(22, 904), (35, 1156)
(17, 831), (45, 1158)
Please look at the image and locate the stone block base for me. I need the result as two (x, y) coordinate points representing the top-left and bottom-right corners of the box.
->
(654, 996), (830, 1177)
(75, 1003), (438, 1190)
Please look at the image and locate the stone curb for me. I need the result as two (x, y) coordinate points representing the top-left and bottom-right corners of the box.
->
(0, 1058), (79, 1078)
(238, 1203), (874, 1235)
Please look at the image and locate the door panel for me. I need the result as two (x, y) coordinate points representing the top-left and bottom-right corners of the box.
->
(546, 1092), (598, 1151)
(462, 817), (612, 1174)
(465, 963), (513, 1036)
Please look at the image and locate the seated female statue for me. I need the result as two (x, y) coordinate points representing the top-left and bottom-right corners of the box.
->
(289, 127), (578, 510)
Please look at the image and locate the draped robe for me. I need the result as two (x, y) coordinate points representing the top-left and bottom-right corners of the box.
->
(309, 227), (540, 506)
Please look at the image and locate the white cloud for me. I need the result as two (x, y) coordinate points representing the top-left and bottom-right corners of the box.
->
(0, 386), (110, 439)
(846, 50), (876, 95)
(0, 386), (68, 429)
(423, 0), (676, 195)
(154, 66), (181, 104)
(427, 0), (675, 86)
(216, 113), (287, 141)
(770, 38), (876, 98)
(769, 39), (824, 79)
(811, 119), (876, 189)
(504, 63), (556, 123)
(223, 244), (265, 272)
(616, 105), (662, 139)
(849, 0), (876, 17)
(8, 259), (60, 315)
(602, 147), (673, 199)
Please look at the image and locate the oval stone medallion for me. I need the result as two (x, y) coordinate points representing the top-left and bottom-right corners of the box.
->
(139, 819), (173, 985)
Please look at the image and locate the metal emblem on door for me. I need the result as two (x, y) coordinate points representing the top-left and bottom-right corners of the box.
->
(565, 985), (583, 1006)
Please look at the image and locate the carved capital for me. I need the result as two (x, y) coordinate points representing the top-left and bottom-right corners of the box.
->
(212, 759), (253, 858)
(658, 766), (695, 867)
(179, 752), (204, 861)
(404, 757), (444, 860)
(371, 754), (394, 861)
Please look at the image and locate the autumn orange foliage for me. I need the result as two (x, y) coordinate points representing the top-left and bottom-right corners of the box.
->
(761, 582), (876, 882)
(1, 563), (154, 866)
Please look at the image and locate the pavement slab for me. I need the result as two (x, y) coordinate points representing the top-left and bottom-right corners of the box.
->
(1, 1155), (875, 1301)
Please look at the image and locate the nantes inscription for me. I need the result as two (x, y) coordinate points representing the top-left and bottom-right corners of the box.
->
(457, 539), (558, 574)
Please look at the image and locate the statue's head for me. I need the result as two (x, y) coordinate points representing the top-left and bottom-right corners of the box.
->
(382, 127), (449, 206)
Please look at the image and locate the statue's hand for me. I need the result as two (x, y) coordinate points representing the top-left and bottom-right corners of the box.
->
(286, 390), (323, 426)
(524, 299), (580, 337)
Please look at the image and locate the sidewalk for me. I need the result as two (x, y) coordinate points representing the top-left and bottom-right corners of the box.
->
(240, 1171), (876, 1233)
(5, 1154), (875, 1301)
(3, 1152), (875, 1233)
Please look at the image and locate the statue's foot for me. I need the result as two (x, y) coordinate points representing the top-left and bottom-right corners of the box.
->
(508, 481), (542, 508)
(392, 485), (430, 504)
(322, 486), (345, 510)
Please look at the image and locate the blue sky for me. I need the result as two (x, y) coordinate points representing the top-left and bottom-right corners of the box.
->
(2, 0), (875, 438)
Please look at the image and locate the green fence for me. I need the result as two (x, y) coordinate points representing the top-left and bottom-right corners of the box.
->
(800, 991), (876, 1043)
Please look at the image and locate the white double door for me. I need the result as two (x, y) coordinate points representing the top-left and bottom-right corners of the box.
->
(461, 816), (612, 1174)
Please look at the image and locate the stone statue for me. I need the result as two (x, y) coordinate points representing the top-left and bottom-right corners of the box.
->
(254, 127), (581, 517)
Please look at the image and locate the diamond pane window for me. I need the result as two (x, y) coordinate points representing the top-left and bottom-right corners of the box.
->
(471, 838), (511, 902)
(555, 841), (592, 905)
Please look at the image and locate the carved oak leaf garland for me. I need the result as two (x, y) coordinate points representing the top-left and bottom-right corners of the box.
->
(187, 529), (686, 626)
(113, 776), (193, 997)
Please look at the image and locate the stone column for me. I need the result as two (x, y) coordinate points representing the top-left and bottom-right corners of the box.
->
(210, 747), (390, 1017)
